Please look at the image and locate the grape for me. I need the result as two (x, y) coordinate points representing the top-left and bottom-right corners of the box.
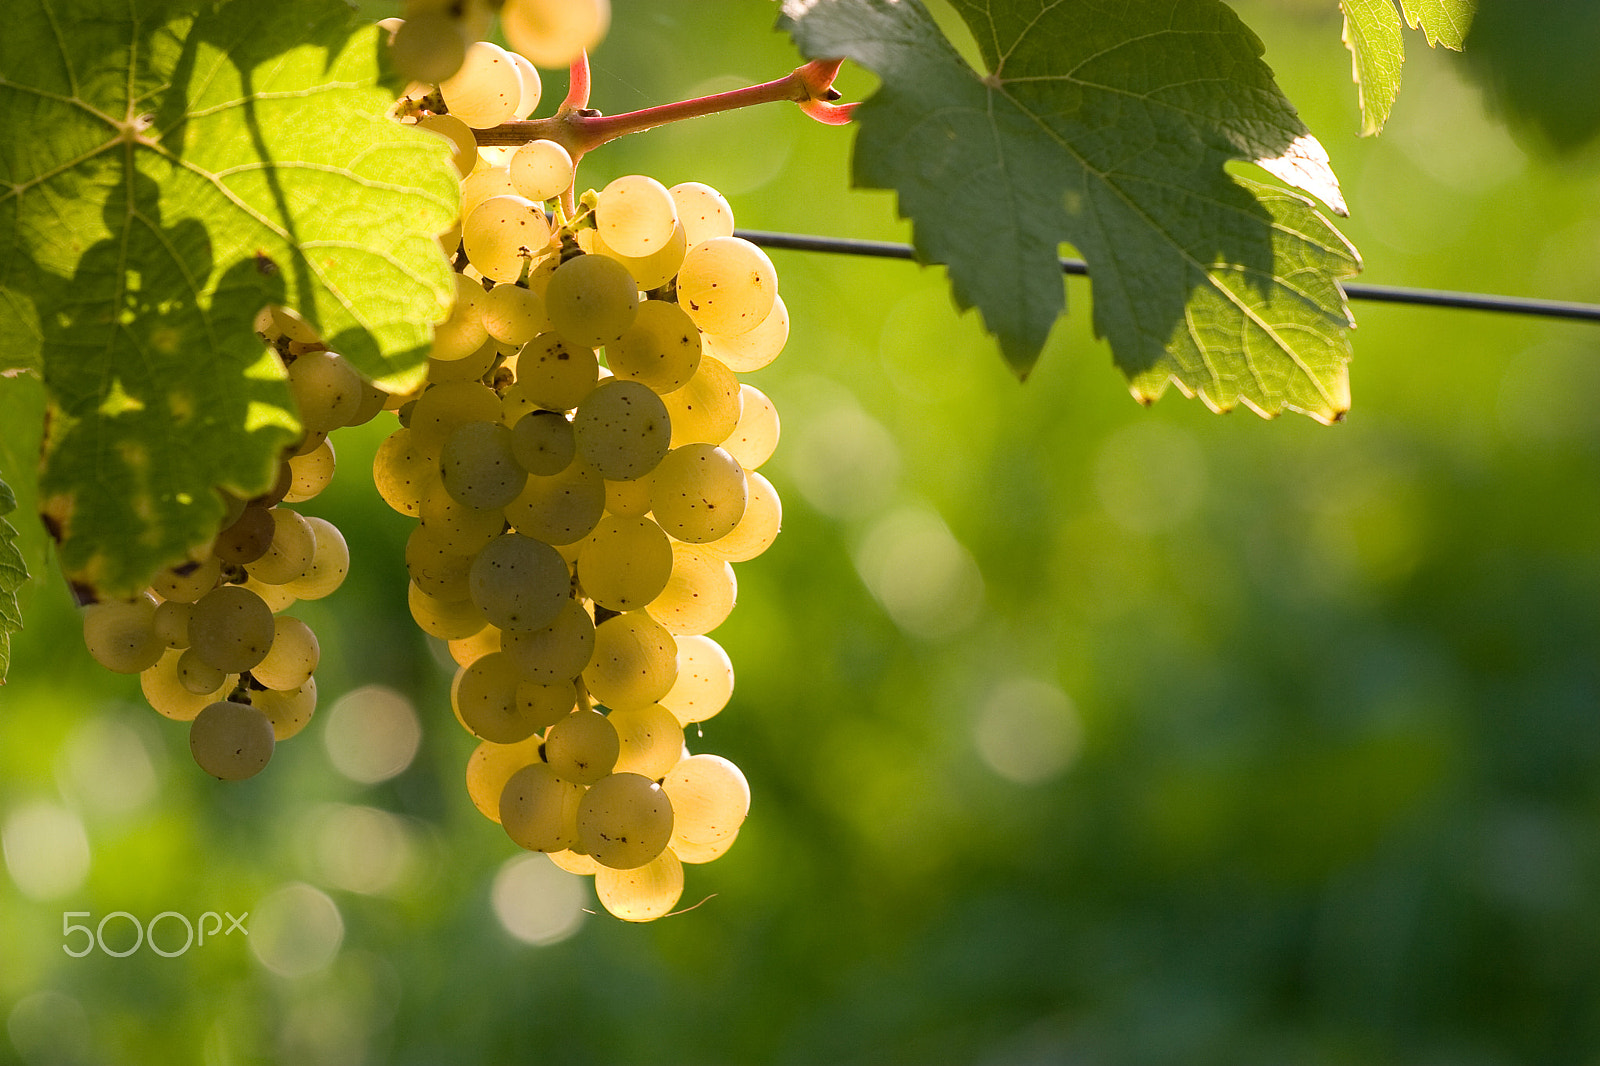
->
(510, 139), (575, 202)
(441, 420), (527, 509)
(176, 647), (229, 695)
(723, 384), (780, 471)
(603, 474), (653, 517)
(482, 282), (548, 345)
(288, 351), (363, 434)
(669, 181), (735, 247)
(281, 516), (349, 600)
(244, 507), (314, 585)
(256, 676), (318, 741)
(415, 114), (479, 179)
(548, 848), (601, 875)
(467, 733), (547, 823)
(506, 332), (599, 413)
(500, 762), (586, 853)
(373, 428), (440, 518)
(503, 459), (605, 545)
(459, 164), (518, 224)
(141, 649), (227, 722)
(152, 599), (193, 648)
(676, 236), (777, 335)
(604, 300), (701, 394)
(429, 335), (502, 385)
(439, 41), (523, 129)
(500, 0), (611, 69)
(571, 379), (671, 481)
(597, 174), (678, 258)
(468, 533), (569, 631)
(662, 753), (749, 846)
(671, 830), (739, 865)
(151, 556), (221, 603)
(583, 611), (678, 710)
(406, 524), (475, 602)
(646, 542), (737, 635)
(188, 584), (275, 673)
(252, 615), (319, 691)
(651, 443), (747, 543)
(411, 381), (502, 453)
(544, 708), (619, 785)
(595, 849), (683, 921)
(607, 703), (685, 780)
(500, 598), (595, 684)
(545, 253), (639, 348)
(578, 515), (673, 612)
(463, 194), (553, 283)
(285, 437), (337, 502)
(351, 377), (391, 428)
(587, 222), (686, 291)
(189, 700), (275, 781)
(215, 500), (276, 564)
(509, 51), (542, 119)
(409, 580), (488, 640)
(510, 410), (576, 476)
(418, 477), (508, 555)
(82, 594), (165, 673)
(703, 294), (788, 372)
(242, 574), (297, 614)
(516, 679), (581, 732)
(452, 652), (548, 743)
(658, 634), (734, 725)
(429, 274), (490, 362)
(662, 355), (741, 447)
(449, 624), (503, 668)
(387, 10), (467, 84)
(705, 470), (782, 562)
(577, 771), (674, 869)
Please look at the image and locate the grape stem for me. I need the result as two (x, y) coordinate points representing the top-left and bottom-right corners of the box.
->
(473, 57), (852, 156)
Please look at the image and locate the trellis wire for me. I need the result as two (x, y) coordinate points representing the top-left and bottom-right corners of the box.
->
(736, 229), (1600, 324)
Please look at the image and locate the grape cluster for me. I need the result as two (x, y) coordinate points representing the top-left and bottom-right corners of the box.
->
(381, 0), (608, 90)
(385, 59), (785, 917)
(81, 307), (380, 780)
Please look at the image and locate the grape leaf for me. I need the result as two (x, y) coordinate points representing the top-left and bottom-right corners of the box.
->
(0, 475), (26, 683)
(1341, 0), (1473, 136)
(780, 0), (1359, 421)
(1462, 0), (1600, 153)
(0, 0), (458, 597)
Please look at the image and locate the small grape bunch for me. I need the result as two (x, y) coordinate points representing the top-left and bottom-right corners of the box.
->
(80, 307), (383, 780)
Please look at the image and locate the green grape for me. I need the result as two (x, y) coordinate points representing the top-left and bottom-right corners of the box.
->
(586, 222), (687, 291)
(287, 351), (363, 434)
(676, 236), (777, 336)
(572, 379), (671, 481)
(499, 762), (585, 852)
(152, 599), (193, 649)
(577, 771), (674, 869)
(440, 420), (527, 510)
(583, 611), (678, 710)
(241, 574), (297, 614)
(189, 700), (275, 781)
(385, 9), (466, 84)
(705, 470), (782, 562)
(669, 181), (735, 247)
(406, 524), (475, 602)
(244, 507), (315, 585)
(151, 556), (222, 603)
(175, 647), (229, 695)
(516, 679), (581, 732)
(607, 703), (685, 780)
(545, 253), (639, 349)
(509, 139), (575, 202)
(439, 40), (523, 130)
(256, 676), (318, 741)
(545, 708), (620, 785)
(703, 294), (788, 373)
(373, 429), (440, 520)
(410, 380), (502, 453)
(549, 848), (601, 875)
(662, 355), (742, 447)
(83, 589), (164, 672)
(429, 273), (491, 361)
(463, 194), (553, 283)
(509, 51), (542, 119)
(658, 633), (734, 725)
(662, 753), (749, 847)
(449, 624), (503, 668)
(500, 598), (595, 684)
(646, 542), (736, 636)
(281, 516), (349, 600)
(578, 514), (673, 612)
(409, 580), (488, 640)
(603, 474), (653, 517)
(502, 459), (605, 545)
(510, 410), (576, 476)
(418, 478), (507, 555)
(428, 335), (503, 385)
(723, 384), (779, 471)
(187, 584), (275, 673)
(604, 300), (701, 394)
(671, 830), (739, 865)
(467, 733), (547, 824)
(415, 114), (479, 179)
(252, 615), (319, 691)
(452, 652), (547, 743)
(595, 849), (683, 921)
(459, 164), (517, 223)
(500, 0), (610, 69)
(482, 282), (549, 345)
(468, 533), (569, 631)
(349, 377), (391, 428)
(596, 174), (678, 258)
(214, 500), (276, 564)
(650, 443), (748, 543)
(141, 649), (227, 722)
(285, 437), (337, 502)
(506, 332), (599, 413)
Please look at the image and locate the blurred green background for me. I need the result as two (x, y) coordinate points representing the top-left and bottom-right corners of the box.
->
(5, 1), (1600, 1063)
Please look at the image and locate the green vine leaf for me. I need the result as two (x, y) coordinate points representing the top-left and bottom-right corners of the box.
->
(780, 0), (1360, 421)
(0, 475), (26, 683)
(1341, 0), (1474, 136)
(0, 0), (458, 597)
